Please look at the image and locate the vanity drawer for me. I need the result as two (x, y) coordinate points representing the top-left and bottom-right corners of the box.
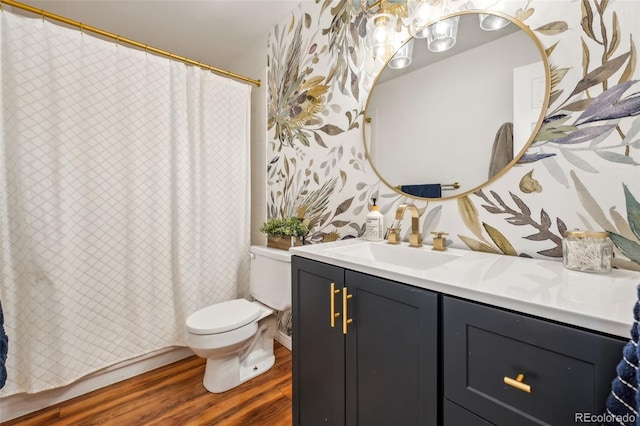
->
(443, 296), (624, 426)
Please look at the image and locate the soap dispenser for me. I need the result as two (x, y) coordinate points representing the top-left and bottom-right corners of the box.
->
(365, 198), (384, 242)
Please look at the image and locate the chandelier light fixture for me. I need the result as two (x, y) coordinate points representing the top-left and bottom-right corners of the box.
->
(478, 12), (510, 30)
(408, 0), (442, 39)
(366, 10), (397, 62)
(471, 0), (509, 30)
(362, 0), (509, 70)
(426, 15), (459, 52)
(388, 27), (414, 69)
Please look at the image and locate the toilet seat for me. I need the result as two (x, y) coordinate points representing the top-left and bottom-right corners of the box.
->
(186, 299), (261, 335)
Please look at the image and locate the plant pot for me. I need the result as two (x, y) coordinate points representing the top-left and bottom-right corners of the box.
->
(267, 235), (304, 250)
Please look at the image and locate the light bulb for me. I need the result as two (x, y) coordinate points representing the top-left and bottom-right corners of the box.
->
(366, 12), (395, 60)
(415, 2), (432, 22)
(373, 25), (390, 43)
(409, 0), (442, 38)
(434, 20), (450, 35)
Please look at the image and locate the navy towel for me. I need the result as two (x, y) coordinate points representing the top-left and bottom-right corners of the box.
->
(400, 184), (442, 198)
(603, 284), (639, 425)
(0, 299), (7, 389)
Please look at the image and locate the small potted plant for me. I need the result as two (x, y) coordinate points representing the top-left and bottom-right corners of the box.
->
(260, 216), (309, 250)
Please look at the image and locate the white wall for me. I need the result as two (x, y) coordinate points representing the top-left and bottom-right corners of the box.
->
(228, 37), (271, 299)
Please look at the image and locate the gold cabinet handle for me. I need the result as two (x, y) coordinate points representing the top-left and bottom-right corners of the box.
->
(342, 287), (353, 334)
(330, 282), (340, 328)
(504, 373), (531, 393)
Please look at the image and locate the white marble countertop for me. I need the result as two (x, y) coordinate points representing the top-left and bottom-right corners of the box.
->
(290, 238), (640, 339)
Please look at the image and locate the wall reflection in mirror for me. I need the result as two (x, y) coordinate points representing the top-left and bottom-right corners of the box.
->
(363, 11), (550, 200)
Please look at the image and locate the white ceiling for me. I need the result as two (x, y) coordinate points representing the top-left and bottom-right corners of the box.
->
(8, 0), (308, 70)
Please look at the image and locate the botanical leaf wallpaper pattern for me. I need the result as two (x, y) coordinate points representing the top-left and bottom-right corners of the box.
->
(266, 0), (640, 281)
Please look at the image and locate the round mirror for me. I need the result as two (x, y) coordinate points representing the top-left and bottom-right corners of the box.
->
(364, 10), (550, 200)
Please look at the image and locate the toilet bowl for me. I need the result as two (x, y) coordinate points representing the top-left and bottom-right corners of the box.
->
(184, 245), (291, 393)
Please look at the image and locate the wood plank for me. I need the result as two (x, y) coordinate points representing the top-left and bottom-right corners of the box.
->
(55, 356), (206, 423)
(2, 342), (291, 425)
(0, 406), (60, 426)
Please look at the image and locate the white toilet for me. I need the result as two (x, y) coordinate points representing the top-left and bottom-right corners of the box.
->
(184, 245), (291, 393)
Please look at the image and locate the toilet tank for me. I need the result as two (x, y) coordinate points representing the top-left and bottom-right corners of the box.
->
(249, 245), (292, 311)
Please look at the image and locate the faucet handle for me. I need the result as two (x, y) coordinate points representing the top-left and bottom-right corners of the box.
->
(431, 231), (448, 251)
(386, 227), (401, 245)
(431, 231), (449, 238)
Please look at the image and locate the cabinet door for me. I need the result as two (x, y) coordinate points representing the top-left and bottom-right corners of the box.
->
(292, 256), (346, 426)
(345, 270), (439, 426)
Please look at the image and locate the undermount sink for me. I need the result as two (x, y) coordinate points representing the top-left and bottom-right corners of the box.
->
(324, 240), (462, 270)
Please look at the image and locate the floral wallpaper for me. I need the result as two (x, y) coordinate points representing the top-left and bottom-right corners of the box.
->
(267, 0), (640, 334)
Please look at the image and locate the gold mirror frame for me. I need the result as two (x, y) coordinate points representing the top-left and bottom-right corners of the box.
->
(363, 10), (551, 201)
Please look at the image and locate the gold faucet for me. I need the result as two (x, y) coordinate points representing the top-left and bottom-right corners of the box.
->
(394, 203), (422, 248)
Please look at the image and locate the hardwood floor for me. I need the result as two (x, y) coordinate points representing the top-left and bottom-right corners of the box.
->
(3, 342), (292, 426)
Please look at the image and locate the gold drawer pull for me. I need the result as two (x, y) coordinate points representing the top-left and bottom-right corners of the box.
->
(504, 374), (531, 393)
(342, 287), (353, 335)
(330, 282), (341, 328)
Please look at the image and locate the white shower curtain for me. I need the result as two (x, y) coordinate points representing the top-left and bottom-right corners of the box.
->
(0, 10), (251, 396)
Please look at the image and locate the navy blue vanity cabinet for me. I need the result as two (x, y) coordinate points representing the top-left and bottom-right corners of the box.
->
(292, 256), (439, 426)
(442, 296), (625, 426)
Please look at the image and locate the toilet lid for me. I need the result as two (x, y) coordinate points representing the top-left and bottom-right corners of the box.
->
(185, 299), (262, 335)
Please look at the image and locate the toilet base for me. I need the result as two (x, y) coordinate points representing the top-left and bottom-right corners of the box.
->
(200, 313), (278, 393)
(202, 349), (275, 393)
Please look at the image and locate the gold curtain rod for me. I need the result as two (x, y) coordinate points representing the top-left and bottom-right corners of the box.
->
(0, 0), (261, 87)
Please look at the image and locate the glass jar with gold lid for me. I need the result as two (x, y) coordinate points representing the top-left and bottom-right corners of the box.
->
(562, 230), (613, 273)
